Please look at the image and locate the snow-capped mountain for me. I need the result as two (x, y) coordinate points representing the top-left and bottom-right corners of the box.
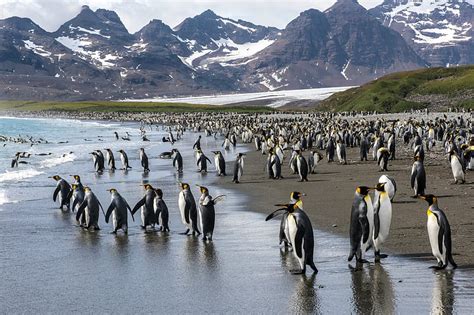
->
(241, 0), (426, 91)
(0, 2), (472, 101)
(370, 0), (474, 66)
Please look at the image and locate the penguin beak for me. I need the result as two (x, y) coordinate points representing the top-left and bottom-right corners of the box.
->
(418, 195), (426, 200)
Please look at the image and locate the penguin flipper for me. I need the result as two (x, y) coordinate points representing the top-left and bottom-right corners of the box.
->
(53, 185), (61, 202)
(125, 201), (135, 222)
(294, 226), (305, 259)
(410, 168), (417, 189)
(132, 197), (146, 215)
(76, 201), (86, 221)
(72, 197), (79, 213)
(105, 202), (115, 223)
(360, 216), (370, 244)
(373, 196), (381, 240)
(265, 208), (287, 221)
(184, 202), (191, 224)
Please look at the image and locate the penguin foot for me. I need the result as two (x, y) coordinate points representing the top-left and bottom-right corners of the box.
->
(140, 225), (146, 230)
(357, 259), (370, 264)
(429, 265), (446, 270)
(290, 269), (305, 275)
(179, 229), (190, 235)
(110, 231), (117, 234)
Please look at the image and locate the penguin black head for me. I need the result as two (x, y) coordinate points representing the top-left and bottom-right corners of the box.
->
(418, 194), (438, 206)
(71, 184), (78, 190)
(290, 191), (305, 201)
(237, 153), (246, 158)
(197, 185), (208, 194)
(143, 184), (153, 190)
(107, 188), (117, 193)
(71, 175), (81, 181)
(375, 183), (386, 192)
(155, 189), (163, 198)
(356, 186), (373, 196)
(180, 183), (189, 190)
(84, 186), (91, 192)
(50, 175), (61, 181)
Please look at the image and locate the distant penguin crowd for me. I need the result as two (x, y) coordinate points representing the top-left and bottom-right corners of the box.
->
(42, 110), (472, 274)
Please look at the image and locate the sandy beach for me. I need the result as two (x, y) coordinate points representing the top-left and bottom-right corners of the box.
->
(220, 141), (474, 267)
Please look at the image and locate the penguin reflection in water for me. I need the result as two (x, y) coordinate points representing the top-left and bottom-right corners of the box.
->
(197, 186), (225, 241)
(266, 201), (318, 274)
(105, 188), (135, 234)
(418, 195), (457, 270)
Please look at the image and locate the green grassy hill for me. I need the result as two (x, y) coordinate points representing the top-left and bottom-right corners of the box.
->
(318, 66), (474, 112)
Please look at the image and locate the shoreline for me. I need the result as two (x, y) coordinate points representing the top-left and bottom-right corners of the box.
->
(3, 112), (474, 267)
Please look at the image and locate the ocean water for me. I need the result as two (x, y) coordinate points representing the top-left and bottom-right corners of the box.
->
(0, 117), (473, 313)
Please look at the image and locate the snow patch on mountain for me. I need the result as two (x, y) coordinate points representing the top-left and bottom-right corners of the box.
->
(69, 25), (111, 39)
(217, 18), (257, 33)
(23, 40), (52, 58)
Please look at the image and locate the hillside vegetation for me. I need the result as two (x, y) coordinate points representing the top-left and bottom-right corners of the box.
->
(0, 101), (273, 113)
(318, 66), (474, 112)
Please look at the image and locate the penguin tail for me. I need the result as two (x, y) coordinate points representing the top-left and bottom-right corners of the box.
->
(348, 251), (355, 262)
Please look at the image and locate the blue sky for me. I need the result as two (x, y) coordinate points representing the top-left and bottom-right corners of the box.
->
(0, 0), (472, 33)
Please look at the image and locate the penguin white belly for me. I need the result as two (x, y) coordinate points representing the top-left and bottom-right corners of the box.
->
(214, 156), (220, 172)
(237, 165), (243, 181)
(141, 206), (146, 226)
(85, 206), (91, 226)
(178, 193), (188, 227)
(375, 194), (392, 246)
(427, 213), (444, 264)
(450, 157), (464, 182)
(199, 206), (204, 233)
(276, 149), (283, 165)
(271, 156), (277, 175)
(112, 211), (118, 230)
(120, 155), (126, 168)
(288, 214), (305, 270)
(223, 139), (230, 149)
(336, 145), (342, 162)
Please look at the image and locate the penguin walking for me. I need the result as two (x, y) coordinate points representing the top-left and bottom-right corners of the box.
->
(449, 150), (465, 184)
(139, 148), (150, 172)
(411, 156), (426, 198)
(105, 149), (116, 171)
(197, 186), (224, 241)
(348, 186), (374, 263)
(418, 195), (457, 270)
(153, 188), (169, 232)
(50, 175), (71, 211)
(105, 188), (134, 234)
(11, 152), (20, 168)
(388, 133), (396, 160)
(267, 149), (282, 179)
(193, 135), (202, 151)
(117, 149), (131, 170)
(222, 137), (231, 150)
(372, 183), (392, 262)
(213, 151), (226, 176)
(196, 150), (212, 173)
(90, 152), (104, 172)
(336, 140), (347, 165)
(378, 175), (396, 202)
(178, 183), (200, 235)
(69, 175), (84, 212)
(296, 151), (309, 182)
(308, 151), (323, 174)
(172, 149), (183, 173)
(76, 186), (104, 230)
(377, 148), (390, 171)
(233, 153), (245, 183)
(266, 203), (318, 274)
(131, 184), (156, 230)
(95, 150), (105, 171)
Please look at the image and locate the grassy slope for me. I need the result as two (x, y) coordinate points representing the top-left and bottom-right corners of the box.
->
(0, 101), (273, 113)
(318, 66), (474, 112)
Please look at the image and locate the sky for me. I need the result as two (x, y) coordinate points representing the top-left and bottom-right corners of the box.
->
(0, 0), (388, 33)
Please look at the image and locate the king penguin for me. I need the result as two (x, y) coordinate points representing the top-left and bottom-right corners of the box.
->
(378, 175), (397, 202)
(105, 148), (116, 171)
(76, 186), (105, 230)
(117, 149), (132, 170)
(372, 182), (392, 262)
(197, 186), (224, 241)
(449, 150), (465, 184)
(105, 188), (134, 234)
(418, 195), (457, 270)
(213, 151), (226, 176)
(279, 191), (305, 248)
(153, 188), (169, 232)
(172, 149), (183, 173)
(178, 183), (200, 235)
(233, 153), (245, 183)
(348, 186), (375, 263)
(50, 175), (71, 211)
(139, 148), (150, 172)
(131, 184), (156, 230)
(411, 155), (426, 198)
(266, 202), (318, 274)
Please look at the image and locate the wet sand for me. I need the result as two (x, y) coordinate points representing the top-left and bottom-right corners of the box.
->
(219, 143), (474, 267)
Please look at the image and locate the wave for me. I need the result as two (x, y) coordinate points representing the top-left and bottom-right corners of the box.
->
(0, 168), (44, 183)
(0, 190), (18, 207)
(39, 153), (76, 168)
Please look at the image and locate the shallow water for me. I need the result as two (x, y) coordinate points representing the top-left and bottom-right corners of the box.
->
(0, 117), (473, 313)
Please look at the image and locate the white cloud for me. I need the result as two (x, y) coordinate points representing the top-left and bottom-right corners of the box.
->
(0, 0), (472, 33)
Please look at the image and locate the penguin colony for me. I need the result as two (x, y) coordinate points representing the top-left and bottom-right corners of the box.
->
(44, 111), (473, 274)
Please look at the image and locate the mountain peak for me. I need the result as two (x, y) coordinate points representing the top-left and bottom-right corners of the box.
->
(81, 5), (91, 11)
(199, 9), (218, 18)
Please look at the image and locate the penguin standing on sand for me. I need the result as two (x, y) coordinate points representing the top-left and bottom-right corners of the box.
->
(348, 186), (374, 263)
(196, 150), (212, 173)
(378, 175), (397, 202)
(296, 150), (309, 182)
(213, 151), (226, 176)
(449, 150), (465, 184)
(76, 186), (104, 230)
(233, 153), (245, 183)
(197, 186), (224, 241)
(360, 135), (369, 161)
(411, 156), (426, 197)
(178, 183), (200, 235)
(105, 149), (116, 171)
(50, 175), (71, 211)
(172, 149), (183, 173)
(377, 148), (390, 171)
(153, 188), (169, 232)
(418, 195), (457, 270)
(139, 148), (150, 172)
(267, 149), (282, 179)
(388, 133), (396, 160)
(308, 151), (323, 174)
(117, 149), (131, 170)
(105, 188), (134, 234)
(131, 184), (156, 230)
(326, 138), (335, 162)
(336, 140), (347, 165)
(266, 202), (318, 274)
(372, 183), (392, 262)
